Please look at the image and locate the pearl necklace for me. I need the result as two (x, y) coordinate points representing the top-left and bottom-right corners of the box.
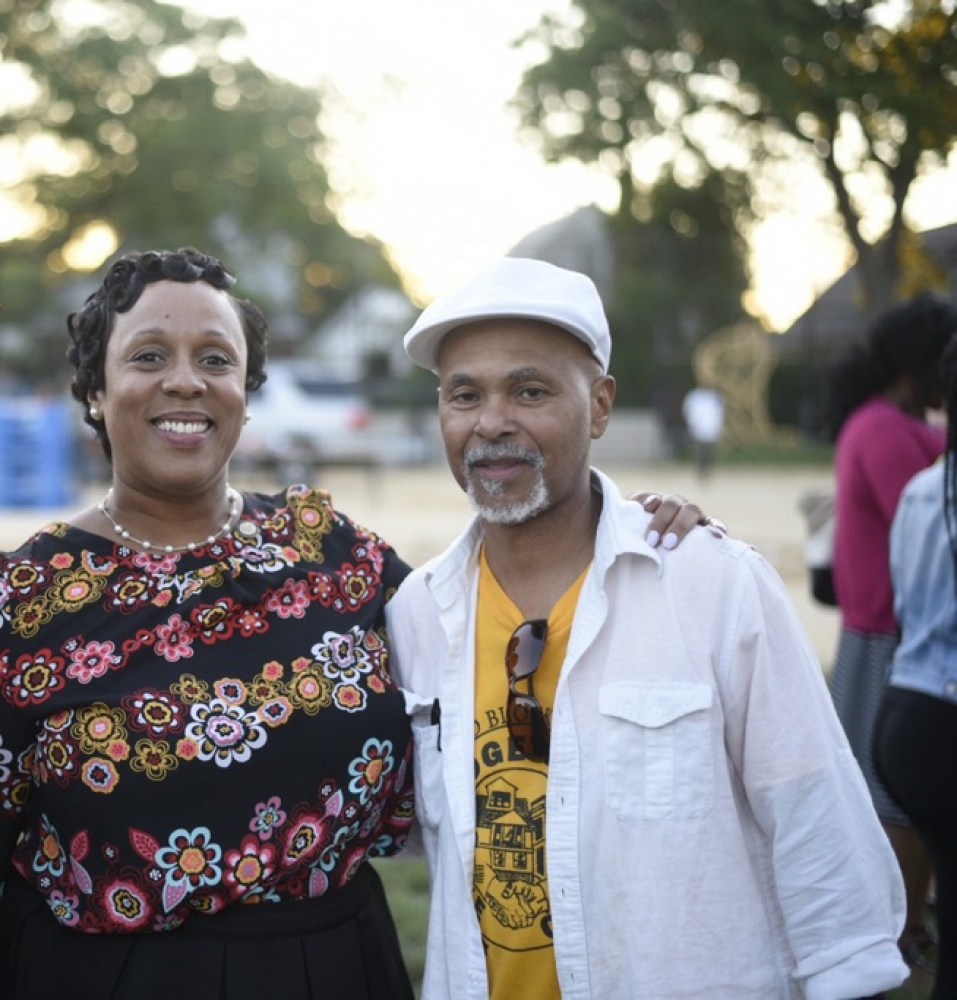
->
(98, 487), (242, 554)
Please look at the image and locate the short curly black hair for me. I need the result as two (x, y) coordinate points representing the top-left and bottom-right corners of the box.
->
(824, 291), (957, 440)
(66, 247), (269, 461)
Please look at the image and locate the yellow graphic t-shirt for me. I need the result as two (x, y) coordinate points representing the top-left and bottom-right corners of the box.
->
(473, 548), (588, 1000)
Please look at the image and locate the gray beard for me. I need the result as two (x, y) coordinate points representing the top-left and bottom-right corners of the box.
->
(463, 444), (550, 525)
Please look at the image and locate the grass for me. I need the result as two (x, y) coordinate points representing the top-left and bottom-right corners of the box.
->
(375, 856), (430, 994)
(376, 856), (933, 999)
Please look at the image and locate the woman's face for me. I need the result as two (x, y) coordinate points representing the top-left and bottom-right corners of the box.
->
(90, 280), (249, 497)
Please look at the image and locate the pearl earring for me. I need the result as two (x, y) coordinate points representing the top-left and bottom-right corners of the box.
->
(244, 412), (251, 425)
(90, 406), (100, 420)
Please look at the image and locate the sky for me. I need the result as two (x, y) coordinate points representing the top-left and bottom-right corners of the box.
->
(26, 0), (957, 330)
(180, 0), (631, 304)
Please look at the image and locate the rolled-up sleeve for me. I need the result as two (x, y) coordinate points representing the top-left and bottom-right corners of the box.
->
(719, 551), (908, 999)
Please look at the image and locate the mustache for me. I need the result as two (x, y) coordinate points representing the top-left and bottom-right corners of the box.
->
(464, 443), (544, 470)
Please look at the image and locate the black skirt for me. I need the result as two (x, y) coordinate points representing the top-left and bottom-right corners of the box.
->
(0, 863), (414, 1000)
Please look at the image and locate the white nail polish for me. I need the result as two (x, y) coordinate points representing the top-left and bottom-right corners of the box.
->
(663, 532), (678, 550)
(646, 529), (660, 548)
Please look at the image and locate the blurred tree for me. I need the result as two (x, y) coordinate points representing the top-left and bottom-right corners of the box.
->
(514, 0), (957, 320)
(0, 0), (399, 377)
(608, 173), (748, 409)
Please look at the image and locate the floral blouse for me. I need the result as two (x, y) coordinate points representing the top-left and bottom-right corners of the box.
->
(0, 486), (414, 933)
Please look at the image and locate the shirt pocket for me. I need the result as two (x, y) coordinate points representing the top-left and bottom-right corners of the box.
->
(599, 681), (715, 820)
(407, 698), (445, 829)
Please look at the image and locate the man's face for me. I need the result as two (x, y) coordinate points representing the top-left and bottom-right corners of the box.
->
(436, 319), (615, 526)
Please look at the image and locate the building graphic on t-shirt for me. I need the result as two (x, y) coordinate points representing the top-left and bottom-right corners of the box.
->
(476, 775), (546, 886)
(473, 771), (551, 943)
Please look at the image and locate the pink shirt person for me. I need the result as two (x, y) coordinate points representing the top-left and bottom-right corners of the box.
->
(834, 397), (945, 634)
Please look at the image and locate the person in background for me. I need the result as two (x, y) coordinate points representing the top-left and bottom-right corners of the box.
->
(825, 292), (957, 971)
(681, 381), (725, 479)
(0, 247), (710, 999)
(388, 256), (908, 1000)
(874, 331), (957, 1000)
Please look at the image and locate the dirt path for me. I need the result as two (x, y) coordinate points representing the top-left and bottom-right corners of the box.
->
(0, 462), (840, 669)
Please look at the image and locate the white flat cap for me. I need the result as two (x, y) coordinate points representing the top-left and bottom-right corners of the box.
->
(403, 257), (611, 373)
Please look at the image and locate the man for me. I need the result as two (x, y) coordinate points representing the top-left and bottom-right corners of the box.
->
(386, 257), (907, 999)
(682, 381), (725, 479)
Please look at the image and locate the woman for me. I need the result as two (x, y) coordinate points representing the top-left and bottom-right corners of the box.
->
(874, 331), (957, 1000)
(826, 291), (957, 969)
(0, 247), (707, 998)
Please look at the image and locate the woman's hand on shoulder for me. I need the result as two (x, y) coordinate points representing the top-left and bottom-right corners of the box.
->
(631, 491), (727, 549)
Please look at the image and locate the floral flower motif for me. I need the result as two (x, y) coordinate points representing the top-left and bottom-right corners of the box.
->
(106, 739), (130, 762)
(335, 562), (378, 612)
(348, 739), (394, 805)
(155, 827), (222, 912)
(367, 675), (386, 695)
(170, 673), (208, 704)
(175, 737), (199, 761)
(257, 697), (292, 728)
(237, 543), (290, 575)
(105, 574), (156, 612)
(247, 672), (280, 707)
(261, 661), (283, 682)
(250, 796), (287, 841)
(67, 640), (123, 684)
(11, 595), (55, 638)
(155, 614), (194, 662)
(264, 578), (310, 620)
(50, 552), (73, 570)
(184, 699), (267, 767)
(131, 550), (181, 574)
(306, 571), (338, 606)
(122, 689), (184, 737)
(336, 684), (365, 712)
(285, 669), (333, 716)
(311, 627), (373, 684)
(102, 878), (152, 931)
(7, 560), (48, 596)
(192, 599), (237, 644)
(81, 757), (119, 794)
(130, 739), (179, 781)
(235, 606), (269, 637)
(223, 835), (277, 897)
(34, 729), (78, 786)
(72, 704), (128, 754)
(0, 735), (13, 785)
(32, 815), (66, 877)
(353, 539), (385, 574)
(5, 648), (65, 704)
(51, 567), (107, 612)
(280, 810), (330, 868)
(45, 709), (74, 732)
(317, 821), (361, 876)
(214, 678), (246, 704)
(47, 889), (81, 927)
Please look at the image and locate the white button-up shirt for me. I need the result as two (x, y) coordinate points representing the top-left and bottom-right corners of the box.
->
(386, 470), (907, 1000)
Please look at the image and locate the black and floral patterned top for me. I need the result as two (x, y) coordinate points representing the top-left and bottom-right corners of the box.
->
(0, 486), (414, 933)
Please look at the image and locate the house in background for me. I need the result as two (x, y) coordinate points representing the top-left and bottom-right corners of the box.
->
(772, 222), (957, 363)
(768, 222), (957, 438)
(303, 285), (417, 382)
(507, 205), (616, 304)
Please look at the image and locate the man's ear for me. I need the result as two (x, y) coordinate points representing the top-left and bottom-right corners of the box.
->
(590, 375), (616, 440)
